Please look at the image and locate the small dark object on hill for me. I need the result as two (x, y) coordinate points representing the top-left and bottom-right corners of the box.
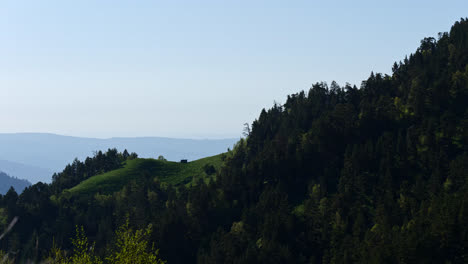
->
(203, 164), (216, 175)
(180, 159), (188, 163)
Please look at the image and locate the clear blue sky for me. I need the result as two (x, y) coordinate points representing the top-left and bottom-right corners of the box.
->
(1, 1), (466, 138)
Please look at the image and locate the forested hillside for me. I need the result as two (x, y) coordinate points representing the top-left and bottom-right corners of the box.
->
(0, 172), (30, 195)
(0, 19), (467, 263)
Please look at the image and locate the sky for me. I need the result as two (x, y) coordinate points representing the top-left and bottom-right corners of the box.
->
(1, 1), (467, 139)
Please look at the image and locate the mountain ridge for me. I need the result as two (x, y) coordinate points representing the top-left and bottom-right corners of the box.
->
(0, 171), (31, 194)
(0, 133), (237, 183)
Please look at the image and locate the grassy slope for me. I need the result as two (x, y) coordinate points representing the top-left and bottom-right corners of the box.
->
(66, 154), (224, 196)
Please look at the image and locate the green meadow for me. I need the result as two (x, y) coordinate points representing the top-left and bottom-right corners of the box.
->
(66, 154), (224, 196)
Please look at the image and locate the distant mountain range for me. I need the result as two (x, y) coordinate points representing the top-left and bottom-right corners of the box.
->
(0, 171), (31, 194)
(0, 133), (237, 183)
(0, 159), (54, 185)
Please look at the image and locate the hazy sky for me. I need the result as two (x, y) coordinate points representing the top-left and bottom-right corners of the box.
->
(1, 1), (467, 138)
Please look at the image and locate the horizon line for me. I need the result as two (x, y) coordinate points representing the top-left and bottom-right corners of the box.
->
(0, 132), (241, 141)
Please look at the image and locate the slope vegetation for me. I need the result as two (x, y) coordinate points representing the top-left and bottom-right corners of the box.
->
(67, 154), (224, 196)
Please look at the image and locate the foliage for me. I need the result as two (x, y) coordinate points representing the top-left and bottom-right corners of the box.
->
(0, 250), (14, 264)
(48, 223), (165, 264)
(106, 220), (165, 264)
(203, 164), (216, 176)
(47, 226), (102, 264)
(51, 148), (134, 194)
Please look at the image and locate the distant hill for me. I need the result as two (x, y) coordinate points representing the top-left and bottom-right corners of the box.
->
(0, 133), (237, 183)
(65, 154), (223, 196)
(0, 171), (31, 194)
(0, 159), (53, 184)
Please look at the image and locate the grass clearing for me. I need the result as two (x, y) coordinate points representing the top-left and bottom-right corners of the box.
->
(65, 154), (224, 196)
